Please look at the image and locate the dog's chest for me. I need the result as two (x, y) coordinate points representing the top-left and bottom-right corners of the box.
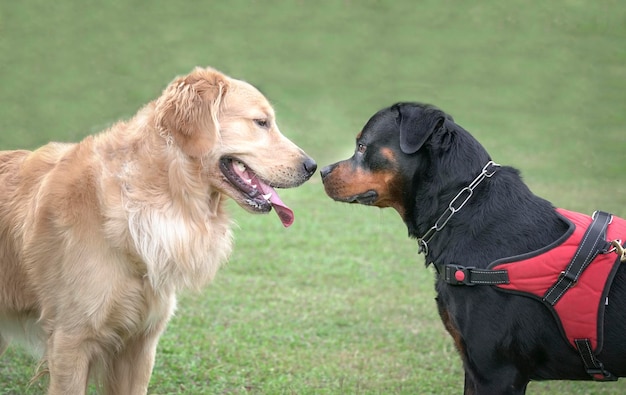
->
(116, 197), (234, 291)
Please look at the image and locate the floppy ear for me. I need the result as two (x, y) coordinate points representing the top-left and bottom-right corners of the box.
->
(155, 67), (229, 157)
(397, 104), (446, 154)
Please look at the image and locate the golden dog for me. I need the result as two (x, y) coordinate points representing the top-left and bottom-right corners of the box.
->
(0, 66), (316, 394)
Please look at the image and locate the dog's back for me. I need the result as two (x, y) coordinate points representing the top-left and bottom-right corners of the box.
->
(1, 149), (40, 312)
(0, 144), (76, 339)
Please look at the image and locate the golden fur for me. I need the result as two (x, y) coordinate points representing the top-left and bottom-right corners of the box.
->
(0, 66), (315, 394)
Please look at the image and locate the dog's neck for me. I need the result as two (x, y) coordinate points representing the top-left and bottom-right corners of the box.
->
(407, 165), (565, 268)
(415, 161), (501, 256)
(405, 165), (494, 261)
(403, 127), (491, 242)
(400, 126), (565, 267)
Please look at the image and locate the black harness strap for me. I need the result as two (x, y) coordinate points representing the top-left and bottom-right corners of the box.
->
(574, 339), (618, 381)
(543, 211), (613, 306)
(548, 210), (618, 382)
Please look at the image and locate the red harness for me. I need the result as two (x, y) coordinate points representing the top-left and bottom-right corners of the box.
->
(439, 209), (626, 380)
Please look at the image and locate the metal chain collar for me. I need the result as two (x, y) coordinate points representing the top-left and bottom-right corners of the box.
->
(418, 160), (501, 256)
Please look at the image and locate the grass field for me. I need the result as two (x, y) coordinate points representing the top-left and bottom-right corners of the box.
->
(1, 1), (625, 394)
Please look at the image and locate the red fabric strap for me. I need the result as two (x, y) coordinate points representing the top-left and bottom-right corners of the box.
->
(492, 209), (626, 351)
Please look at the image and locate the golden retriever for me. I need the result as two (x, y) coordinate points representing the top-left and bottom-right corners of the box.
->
(0, 66), (316, 394)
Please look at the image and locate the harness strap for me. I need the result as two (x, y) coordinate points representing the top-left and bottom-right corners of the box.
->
(543, 211), (613, 305)
(574, 339), (618, 381)
(441, 264), (509, 286)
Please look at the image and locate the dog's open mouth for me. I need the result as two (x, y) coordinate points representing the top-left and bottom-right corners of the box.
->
(219, 157), (294, 227)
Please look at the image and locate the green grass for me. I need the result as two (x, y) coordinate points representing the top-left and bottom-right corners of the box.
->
(1, 1), (625, 394)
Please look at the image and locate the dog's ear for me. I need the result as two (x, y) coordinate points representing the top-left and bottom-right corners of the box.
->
(155, 67), (229, 157)
(397, 104), (447, 154)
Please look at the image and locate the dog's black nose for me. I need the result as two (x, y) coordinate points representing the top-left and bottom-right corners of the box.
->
(320, 164), (335, 180)
(303, 157), (317, 176)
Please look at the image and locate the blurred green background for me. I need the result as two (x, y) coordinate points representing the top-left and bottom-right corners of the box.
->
(1, 1), (625, 394)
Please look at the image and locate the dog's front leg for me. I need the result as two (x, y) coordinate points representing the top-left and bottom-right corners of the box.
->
(105, 331), (161, 395)
(463, 371), (477, 394)
(46, 331), (90, 395)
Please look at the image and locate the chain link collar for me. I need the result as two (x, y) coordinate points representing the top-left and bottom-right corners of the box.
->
(418, 161), (501, 256)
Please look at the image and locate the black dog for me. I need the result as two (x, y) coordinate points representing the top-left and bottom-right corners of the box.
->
(320, 102), (626, 394)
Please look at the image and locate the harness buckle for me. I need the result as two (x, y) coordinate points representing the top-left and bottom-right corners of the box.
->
(586, 366), (618, 382)
(445, 265), (476, 286)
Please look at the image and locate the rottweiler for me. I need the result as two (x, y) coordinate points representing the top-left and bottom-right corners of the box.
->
(321, 102), (626, 394)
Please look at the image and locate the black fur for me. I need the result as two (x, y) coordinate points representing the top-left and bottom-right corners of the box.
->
(321, 102), (626, 394)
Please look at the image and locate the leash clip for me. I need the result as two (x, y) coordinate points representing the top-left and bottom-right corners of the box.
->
(482, 160), (500, 177)
(608, 240), (626, 263)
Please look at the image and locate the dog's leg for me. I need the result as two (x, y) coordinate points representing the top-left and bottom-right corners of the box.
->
(105, 331), (161, 395)
(463, 372), (477, 395)
(437, 299), (529, 394)
(465, 363), (528, 395)
(46, 331), (91, 395)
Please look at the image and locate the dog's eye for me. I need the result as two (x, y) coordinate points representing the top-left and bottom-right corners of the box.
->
(254, 119), (269, 129)
(357, 144), (367, 154)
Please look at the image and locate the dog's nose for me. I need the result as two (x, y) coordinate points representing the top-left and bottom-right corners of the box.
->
(303, 157), (317, 176)
(320, 164), (335, 180)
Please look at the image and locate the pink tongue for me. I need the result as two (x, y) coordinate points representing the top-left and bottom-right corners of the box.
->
(257, 183), (294, 228)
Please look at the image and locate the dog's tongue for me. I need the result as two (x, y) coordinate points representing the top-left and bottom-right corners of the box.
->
(257, 182), (294, 228)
